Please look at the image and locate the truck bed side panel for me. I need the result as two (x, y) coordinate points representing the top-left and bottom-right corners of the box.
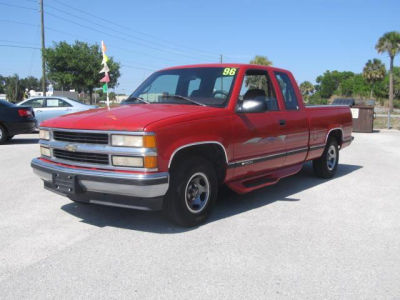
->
(305, 105), (352, 160)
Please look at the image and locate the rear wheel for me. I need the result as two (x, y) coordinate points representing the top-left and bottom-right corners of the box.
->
(0, 125), (8, 144)
(313, 138), (339, 179)
(164, 156), (218, 227)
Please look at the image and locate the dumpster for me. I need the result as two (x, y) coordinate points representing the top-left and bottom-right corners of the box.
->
(351, 105), (374, 133)
(332, 98), (355, 106)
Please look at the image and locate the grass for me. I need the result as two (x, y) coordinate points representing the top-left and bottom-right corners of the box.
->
(374, 116), (400, 130)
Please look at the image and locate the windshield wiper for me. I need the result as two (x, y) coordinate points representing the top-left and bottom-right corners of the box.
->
(125, 96), (150, 104)
(162, 94), (206, 106)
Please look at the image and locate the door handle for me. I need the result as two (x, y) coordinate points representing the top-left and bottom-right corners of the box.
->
(36, 110), (42, 113)
(279, 119), (286, 126)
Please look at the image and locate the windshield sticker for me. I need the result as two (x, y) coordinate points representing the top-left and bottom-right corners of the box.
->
(222, 68), (237, 76)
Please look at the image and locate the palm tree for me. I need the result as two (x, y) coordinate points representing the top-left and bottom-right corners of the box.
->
(362, 59), (386, 98)
(299, 81), (315, 102)
(249, 55), (272, 66)
(375, 31), (400, 112)
(247, 55), (273, 89)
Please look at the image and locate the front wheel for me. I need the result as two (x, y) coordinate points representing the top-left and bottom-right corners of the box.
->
(313, 138), (339, 179)
(164, 156), (218, 227)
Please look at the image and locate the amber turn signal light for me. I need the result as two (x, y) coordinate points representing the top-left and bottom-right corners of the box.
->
(143, 135), (156, 148)
(144, 156), (157, 169)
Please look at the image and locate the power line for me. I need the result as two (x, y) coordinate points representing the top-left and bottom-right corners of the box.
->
(0, 39), (39, 47)
(50, 0), (221, 59)
(0, 2), (36, 11)
(44, 10), (215, 61)
(44, 3), (216, 60)
(1, 1), (240, 62)
(0, 19), (181, 66)
(0, 44), (40, 50)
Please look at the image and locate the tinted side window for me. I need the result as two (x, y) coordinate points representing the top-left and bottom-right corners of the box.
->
(238, 70), (278, 111)
(25, 98), (45, 108)
(275, 72), (299, 110)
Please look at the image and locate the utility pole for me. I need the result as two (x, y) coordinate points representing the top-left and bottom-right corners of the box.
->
(40, 0), (46, 96)
(219, 54), (223, 64)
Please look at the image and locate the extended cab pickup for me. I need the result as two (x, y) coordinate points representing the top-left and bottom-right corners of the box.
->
(31, 64), (353, 226)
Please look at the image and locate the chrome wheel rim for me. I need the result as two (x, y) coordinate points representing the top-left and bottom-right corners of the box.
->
(185, 172), (210, 214)
(327, 145), (337, 171)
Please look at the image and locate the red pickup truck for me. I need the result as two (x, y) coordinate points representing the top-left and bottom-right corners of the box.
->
(31, 64), (353, 226)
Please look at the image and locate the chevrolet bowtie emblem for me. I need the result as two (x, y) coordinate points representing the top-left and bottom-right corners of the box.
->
(65, 144), (77, 152)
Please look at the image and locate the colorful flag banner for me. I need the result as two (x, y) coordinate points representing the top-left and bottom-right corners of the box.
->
(100, 73), (110, 83)
(99, 40), (110, 107)
(101, 40), (107, 53)
(102, 54), (109, 64)
(99, 64), (110, 73)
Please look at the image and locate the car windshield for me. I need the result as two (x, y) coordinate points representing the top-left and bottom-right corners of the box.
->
(128, 67), (239, 107)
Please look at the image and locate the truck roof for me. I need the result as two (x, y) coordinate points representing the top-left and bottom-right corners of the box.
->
(160, 63), (289, 73)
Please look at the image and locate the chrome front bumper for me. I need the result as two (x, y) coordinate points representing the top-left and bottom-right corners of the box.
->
(31, 158), (169, 210)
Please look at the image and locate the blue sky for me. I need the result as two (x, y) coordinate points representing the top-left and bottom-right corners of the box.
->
(0, 0), (399, 94)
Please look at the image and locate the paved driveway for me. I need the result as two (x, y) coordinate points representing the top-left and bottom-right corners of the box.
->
(0, 131), (399, 299)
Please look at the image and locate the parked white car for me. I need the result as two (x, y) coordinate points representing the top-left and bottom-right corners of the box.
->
(18, 97), (97, 127)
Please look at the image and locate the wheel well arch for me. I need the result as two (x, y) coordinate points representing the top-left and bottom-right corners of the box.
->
(0, 122), (8, 132)
(326, 128), (343, 146)
(168, 142), (228, 184)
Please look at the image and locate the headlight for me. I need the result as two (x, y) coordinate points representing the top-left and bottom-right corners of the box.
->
(39, 129), (50, 140)
(112, 156), (144, 167)
(40, 146), (51, 157)
(111, 135), (156, 148)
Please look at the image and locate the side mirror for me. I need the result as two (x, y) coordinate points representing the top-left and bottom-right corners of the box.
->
(236, 98), (267, 113)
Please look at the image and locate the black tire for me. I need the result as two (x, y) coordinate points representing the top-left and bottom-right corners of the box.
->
(313, 138), (339, 179)
(164, 156), (218, 227)
(0, 125), (8, 144)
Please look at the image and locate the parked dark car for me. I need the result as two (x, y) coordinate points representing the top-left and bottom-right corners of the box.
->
(0, 100), (36, 144)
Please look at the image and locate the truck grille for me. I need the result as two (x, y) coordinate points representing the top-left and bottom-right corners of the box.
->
(53, 131), (109, 144)
(53, 149), (109, 165)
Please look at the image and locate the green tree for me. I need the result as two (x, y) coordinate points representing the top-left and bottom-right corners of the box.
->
(0, 75), (6, 94)
(375, 31), (400, 112)
(362, 59), (386, 98)
(249, 55), (272, 66)
(45, 41), (120, 104)
(316, 71), (347, 98)
(5, 74), (25, 102)
(299, 81), (314, 102)
(20, 76), (40, 91)
(247, 55), (273, 89)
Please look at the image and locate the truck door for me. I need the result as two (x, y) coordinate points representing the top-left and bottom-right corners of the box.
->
(273, 71), (309, 166)
(231, 69), (285, 179)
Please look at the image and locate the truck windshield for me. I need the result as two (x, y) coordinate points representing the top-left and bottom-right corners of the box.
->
(128, 67), (238, 107)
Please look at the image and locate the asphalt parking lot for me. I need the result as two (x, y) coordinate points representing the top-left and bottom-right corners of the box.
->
(0, 131), (399, 299)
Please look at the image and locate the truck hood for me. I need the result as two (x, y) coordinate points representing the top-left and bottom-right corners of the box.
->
(40, 104), (225, 131)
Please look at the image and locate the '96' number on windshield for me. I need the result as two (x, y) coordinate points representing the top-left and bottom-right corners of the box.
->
(223, 68), (237, 76)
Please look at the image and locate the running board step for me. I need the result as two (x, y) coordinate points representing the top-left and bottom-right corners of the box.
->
(226, 163), (303, 194)
(243, 176), (279, 188)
